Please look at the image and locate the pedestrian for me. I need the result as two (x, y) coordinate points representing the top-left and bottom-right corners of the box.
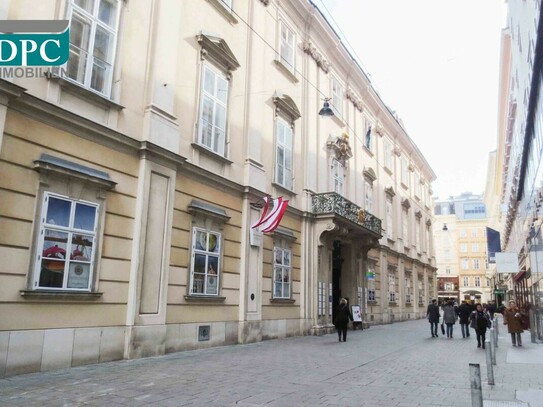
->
(469, 303), (491, 349)
(487, 301), (497, 319)
(334, 298), (353, 342)
(503, 300), (525, 347)
(457, 300), (472, 338)
(442, 300), (457, 338)
(426, 299), (440, 337)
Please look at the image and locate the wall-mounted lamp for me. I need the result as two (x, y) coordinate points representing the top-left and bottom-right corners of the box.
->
(442, 223), (448, 231)
(319, 97), (334, 117)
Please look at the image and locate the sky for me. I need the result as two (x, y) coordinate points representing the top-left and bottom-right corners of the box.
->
(316, 0), (506, 200)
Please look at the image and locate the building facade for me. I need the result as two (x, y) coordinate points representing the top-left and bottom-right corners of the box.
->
(0, 0), (436, 377)
(488, 0), (543, 341)
(434, 193), (491, 304)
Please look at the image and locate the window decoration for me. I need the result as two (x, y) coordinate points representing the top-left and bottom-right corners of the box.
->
(332, 159), (344, 195)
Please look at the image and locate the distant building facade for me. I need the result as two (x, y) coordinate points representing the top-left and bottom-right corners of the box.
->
(0, 0), (436, 377)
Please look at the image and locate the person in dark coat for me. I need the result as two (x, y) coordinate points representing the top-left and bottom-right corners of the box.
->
(334, 298), (353, 342)
(457, 301), (472, 338)
(469, 303), (491, 348)
(426, 299), (440, 337)
(443, 300), (457, 338)
(503, 300), (525, 346)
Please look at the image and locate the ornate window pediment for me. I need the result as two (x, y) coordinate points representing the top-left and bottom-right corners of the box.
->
(415, 210), (422, 219)
(385, 186), (396, 197)
(327, 132), (353, 165)
(363, 167), (377, 182)
(426, 219), (432, 227)
(401, 198), (411, 209)
(197, 32), (240, 74)
(273, 91), (301, 121)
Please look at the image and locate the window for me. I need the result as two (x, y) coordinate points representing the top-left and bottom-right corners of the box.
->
(463, 277), (469, 287)
(445, 267), (451, 275)
(364, 124), (372, 150)
(459, 230), (467, 238)
(35, 193), (98, 290)
(461, 258), (469, 270)
(199, 64), (228, 156)
(367, 263), (376, 301)
(364, 180), (373, 212)
(332, 159), (344, 195)
(473, 259), (480, 270)
(486, 278), (491, 287)
(418, 280), (423, 303)
(474, 276), (481, 287)
(190, 228), (221, 295)
(459, 243), (467, 253)
(331, 77), (343, 117)
(275, 118), (293, 189)
(388, 273), (396, 302)
(415, 217), (421, 250)
(66, 0), (120, 96)
(401, 157), (409, 186)
(386, 195), (393, 239)
(279, 19), (295, 72)
(471, 229), (478, 237)
(402, 207), (409, 245)
(273, 247), (291, 298)
(405, 277), (412, 303)
(472, 243), (479, 252)
(414, 172), (421, 197)
(384, 141), (392, 170)
(445, 283), (453, 291)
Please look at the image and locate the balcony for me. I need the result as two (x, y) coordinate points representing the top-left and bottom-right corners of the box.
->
(311, 192), (382, 236)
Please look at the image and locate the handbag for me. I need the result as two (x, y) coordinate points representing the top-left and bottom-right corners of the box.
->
(441, 322), (445, 335)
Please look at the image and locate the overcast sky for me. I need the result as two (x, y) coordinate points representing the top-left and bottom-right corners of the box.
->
(316, 0), (506, 200)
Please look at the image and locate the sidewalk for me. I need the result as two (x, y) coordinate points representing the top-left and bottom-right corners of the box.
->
(0, 317), (542, 406)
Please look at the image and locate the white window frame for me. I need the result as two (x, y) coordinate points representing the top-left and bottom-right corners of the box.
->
(189, 227), (222, 296)
(473, 259), (480, 270)
(415, 217), (421, 250)
(386, 195), (393, 239)
(66, 0), (120, 97)
(402, 207), (409, 245)
(418, 280), (423, 303)
(472, 243), (479, 252)
(463, 276), (469, 287)
(273, 247), (291, 299)
(405, 277), (412, 303)
(445, 267), (451, 274)
(414, 172), (421, 197)
(388, 274), (397, 302)
(331, 77), (343, 117)
(461, 258), (469, 270)
(34, 192), (98, 291)
(401, 157), (409, 186)
(384, 140), (392, 170)
(364, 180), (373, 212)
(275, 117), (293, 189)
(445, 282), (453, 291)
(332, 159), (344, 195)
(198, 63), (229, 156)
(279, 19), (295, 72)
(459, 243), (468, 253)
(474, 276), (481, 287)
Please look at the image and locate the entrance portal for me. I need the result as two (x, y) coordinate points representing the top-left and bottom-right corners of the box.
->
(332, 240), (343, 322)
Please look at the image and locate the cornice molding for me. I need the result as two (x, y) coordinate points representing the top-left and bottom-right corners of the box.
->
(302, 41), (330, 73)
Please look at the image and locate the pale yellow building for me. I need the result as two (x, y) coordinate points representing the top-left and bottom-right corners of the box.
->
(0, 0), (436, 377)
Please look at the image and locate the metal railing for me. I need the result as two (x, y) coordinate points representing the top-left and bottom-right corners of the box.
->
(311, 192), (382, 235)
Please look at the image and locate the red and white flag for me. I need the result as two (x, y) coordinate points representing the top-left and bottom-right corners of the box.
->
(251, 196), (289, 233)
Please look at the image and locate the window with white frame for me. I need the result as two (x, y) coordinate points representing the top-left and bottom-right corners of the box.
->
(384, 140), (392, 170)
(386, 195), (393, 239)
(463, 276), (469, 286)
(486, 278), (491, 287)
(401, 157), (409, 186)
(388, 273), (397, 302)
(364, 179), (373, 212)
(471, 229), (478, 237)
(485, 258), (489, 269)
(190, 228), (221, 295)
(445, 282), (453, 291)
(198, 63), (228, 156)
(474, 276), (481, 287)
(445, 267), (451, 274)
(35, 193), (98, 290)
(332, 159), (344, 195)
(415, 217), (421, 250)
(364, 124), (372, 150)
(66, 0), (120, 97)
(425, 224), (431, 253)
(459, 229), (467, 237)
(405, 277), (412, 303)
(367, 262), (376, 301)
(461, 258), (469, 270)
(460, 243), (468, 252)
(472, 243), (479, 252)
(418, 280), (423, 303)
(414, 172), (421, 197)
(331, 77), (343, 117)
(473, 259), (480, 270)
(402, 207), (409, 245)
(275, 117), (293, 189)
(279, 19), (295, 72)
(273, 247), (291, 298)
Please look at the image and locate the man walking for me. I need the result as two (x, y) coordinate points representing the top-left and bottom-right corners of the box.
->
(457, 300), (472, 338)
(426, 299), (440, 338)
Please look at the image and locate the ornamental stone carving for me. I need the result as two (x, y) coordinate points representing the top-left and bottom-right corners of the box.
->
(346, 88), (364, 112)
(302, 41), (330, 73)
(327, 132), (353, 164)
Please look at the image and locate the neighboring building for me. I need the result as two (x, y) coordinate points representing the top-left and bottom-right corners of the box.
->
(0, 0), (436, 377)
(434, 193), (491, 304)
(487, 0), (543, 340)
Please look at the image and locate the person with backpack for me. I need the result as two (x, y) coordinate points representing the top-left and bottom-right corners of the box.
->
(470, 303), (491, 349)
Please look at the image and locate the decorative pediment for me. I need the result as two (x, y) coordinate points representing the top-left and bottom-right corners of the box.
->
(346, 87), (364, 112)
(426, 219), (432, 227)
(327, 132), (353, 164)
(273, 91), (301, 121)
(415, 210), (422, 219)
(302, 41), (330, 73)
(363, 167), (377, 182)
(408, 161), (415, 172)
(385, 186), (396, 197)
(197, 32), (240, 73)
(401, 198), (411, 209)
(393, 145), (402, 156)
(375, 121), (385, 136)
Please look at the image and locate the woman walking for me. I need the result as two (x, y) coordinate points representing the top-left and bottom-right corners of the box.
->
(334, 298), (353, 342)
(470, 303), (491, 349)
(503, 300), (525, 347)
(442, 300), (457, 338)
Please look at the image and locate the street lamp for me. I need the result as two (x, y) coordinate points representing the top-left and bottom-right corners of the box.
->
(319, 98), (334, 117)
(442, 223), (448, 231)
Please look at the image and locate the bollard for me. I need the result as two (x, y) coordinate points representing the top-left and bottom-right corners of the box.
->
(469, 363), (484, 407)
(493, 320), (499, 349)
(489, 328), (496, 365)
(530, 309), (536, 343)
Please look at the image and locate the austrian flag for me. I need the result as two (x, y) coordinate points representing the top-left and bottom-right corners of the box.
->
(251, 196), (289, 233)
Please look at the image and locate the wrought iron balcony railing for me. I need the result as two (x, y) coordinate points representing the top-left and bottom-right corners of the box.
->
(311, 192), (382, 235)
